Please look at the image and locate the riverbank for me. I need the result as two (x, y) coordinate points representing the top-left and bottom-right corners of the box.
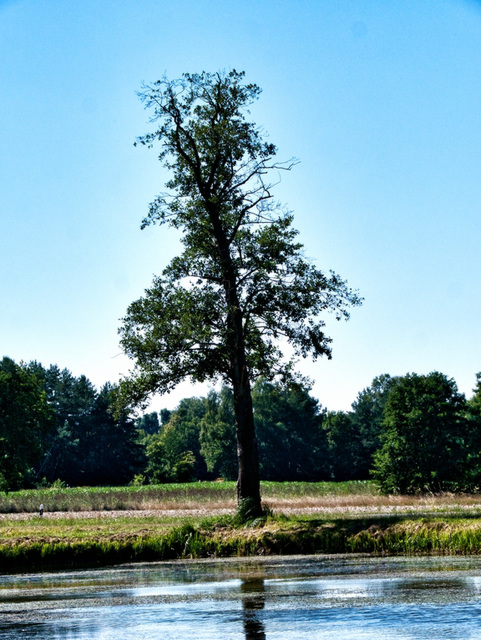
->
(3, 482), (481, 572)
(3, 513), (481, 572)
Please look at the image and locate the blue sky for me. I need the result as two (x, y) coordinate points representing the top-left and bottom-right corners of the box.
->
(1, 0), (480, 412)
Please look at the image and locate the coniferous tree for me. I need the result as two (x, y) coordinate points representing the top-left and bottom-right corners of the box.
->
(350, 374), (399, 478)
(0, 357), (52, 491)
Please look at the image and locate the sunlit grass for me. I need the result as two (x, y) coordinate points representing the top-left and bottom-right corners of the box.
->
(0, 515), (190, 541)
(3, 512), (481, 573)
(0, 481), (379, 514)
(3, 481), (481, 518)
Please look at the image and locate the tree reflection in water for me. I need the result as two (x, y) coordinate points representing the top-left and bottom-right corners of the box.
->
(241, 578), (266, 640)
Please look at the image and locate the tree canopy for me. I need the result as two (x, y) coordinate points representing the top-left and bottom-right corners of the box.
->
(0, 358), (52, 491)
(0, 359), (143, 490)
(372, 372), (467, 494)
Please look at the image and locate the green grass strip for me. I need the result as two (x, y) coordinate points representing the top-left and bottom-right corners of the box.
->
(3, 516), (481, 573)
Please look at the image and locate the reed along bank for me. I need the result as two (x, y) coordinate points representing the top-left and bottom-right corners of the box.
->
(4, 514), (481, 573)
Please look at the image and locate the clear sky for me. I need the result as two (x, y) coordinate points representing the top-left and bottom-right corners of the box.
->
(1, 0), (480, 413)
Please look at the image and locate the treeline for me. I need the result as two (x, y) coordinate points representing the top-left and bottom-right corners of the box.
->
(0, 357), (142, 492)
(137, 371), (481, 494)
(137, 381), (327, 484)
(1, 355), (481, 494)
(328, 372), (481, 494)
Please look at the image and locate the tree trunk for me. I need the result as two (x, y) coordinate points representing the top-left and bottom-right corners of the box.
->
(208, 204), (263, 517)
(232, 371), (262, 515)
(227, 291), (263, 517)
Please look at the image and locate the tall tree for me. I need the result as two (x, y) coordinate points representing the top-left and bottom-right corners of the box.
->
(37, 366), (98, 485)
(372, 372), (467, 494)
(468, 372), (481, 416)
(323, 411), (361, 480)
(135, 411), (161, 435)
(84, 383), (144, 486)
(463, 372), (481, 489)
(200, 387), (237, 480)
(0, 357), (52, 491)
(142, 396), (207, 483)
(34, 365), (142, 486)
(350, 374), (399, 478)
(119, 71), (361, 516)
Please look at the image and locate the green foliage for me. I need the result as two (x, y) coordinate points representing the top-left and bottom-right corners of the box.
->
(199, 387), (237, 479)
(166, 397), (208, 479)
(119, 70), (361, 402)
(323, 411), (361, 480)
(87, 383), (144, 485)
(0, 357), (53, 491)
(171, 451), (197, 483)
(198, 380), (330, 482)
(143, 398), (208, 483)
(469, 372), (481, 415)
(372, 372), (468, 494)
(144, 433), (166, 483)
(23, 363), (143, 487)
(118, 70), (361, 511)
(49, 478), (67, 489)
(252, 379), (329, 480)
(461, 372), (481, 489)
(135, 411), (160, 435)
(349, 374), (400, 478)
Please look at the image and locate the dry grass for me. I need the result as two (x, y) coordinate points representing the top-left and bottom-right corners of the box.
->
(264, 492), (481, 516)
(0, 505), (233, 522)
(3, 485), (481, 522)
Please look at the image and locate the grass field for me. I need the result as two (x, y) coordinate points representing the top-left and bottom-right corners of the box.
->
(0, 480), (376, 514)
(3, 481), (481, 572)
(2, 480), (481, 517)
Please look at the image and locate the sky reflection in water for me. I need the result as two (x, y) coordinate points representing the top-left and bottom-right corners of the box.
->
(2, 556), (481, 639)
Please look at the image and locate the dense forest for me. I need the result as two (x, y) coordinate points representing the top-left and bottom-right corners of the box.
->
(1, 355), (480, 494)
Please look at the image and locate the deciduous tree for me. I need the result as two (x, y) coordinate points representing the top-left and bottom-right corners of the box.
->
(372, 372), (467, 494)
(119, 70), (361, 515)
(200, 387), (237, 480)
(323, 411), (361, 480)
(252, 379), (328, 481)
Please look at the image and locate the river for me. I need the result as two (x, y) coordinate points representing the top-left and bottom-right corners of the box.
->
(2, 555), (481, 639)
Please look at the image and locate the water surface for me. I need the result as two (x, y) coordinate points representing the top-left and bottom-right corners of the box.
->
(2, 555), (481, 639)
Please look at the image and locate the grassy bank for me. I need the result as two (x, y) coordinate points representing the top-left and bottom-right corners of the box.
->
(3, 514), (481, 572)
(3, 482), (481, 572)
